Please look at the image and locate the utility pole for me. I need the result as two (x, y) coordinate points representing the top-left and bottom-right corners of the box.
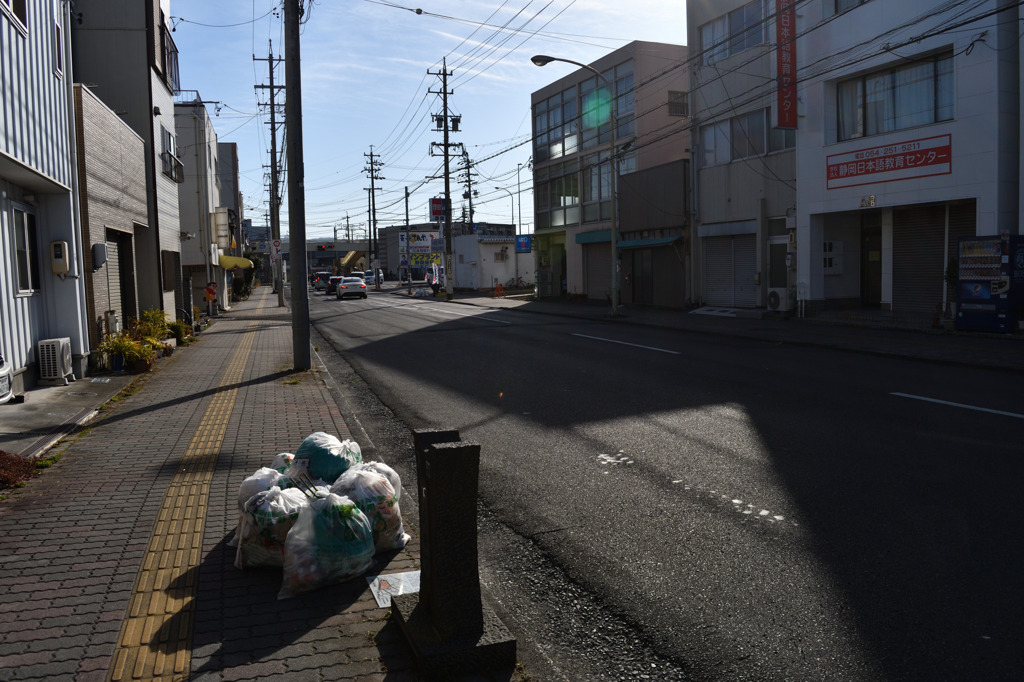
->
(405, 186), (412, 293)
(254, 41), (286, 308)
(284, 0), (310, 369)
(429, 58), (461, 299)
(364, 147), (384, 289)
(458, 150), (477, 229)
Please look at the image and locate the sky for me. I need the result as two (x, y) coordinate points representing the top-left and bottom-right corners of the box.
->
(168, 0), (688, 242)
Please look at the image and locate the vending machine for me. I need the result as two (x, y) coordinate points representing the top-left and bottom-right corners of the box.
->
(954, 236), (1013, 332)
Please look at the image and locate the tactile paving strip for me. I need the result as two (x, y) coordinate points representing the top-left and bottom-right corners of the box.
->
(107, 323), (256, 681)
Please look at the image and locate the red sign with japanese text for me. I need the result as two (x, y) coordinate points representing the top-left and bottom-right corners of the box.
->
(776, 0), (797, 129)
(826, 135), (952, 189)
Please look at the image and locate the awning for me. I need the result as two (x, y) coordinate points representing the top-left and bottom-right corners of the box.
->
(218, 255), (253, 270)
(617, 236), (681, 250)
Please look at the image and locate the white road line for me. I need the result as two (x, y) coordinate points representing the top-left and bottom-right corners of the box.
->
(419, 305), (511, 324)
(572, 333), (680, 355)
(891, 392), (1024, 419)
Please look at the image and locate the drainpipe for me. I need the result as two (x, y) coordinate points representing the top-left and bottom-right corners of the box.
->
(63, 0), (90, 373)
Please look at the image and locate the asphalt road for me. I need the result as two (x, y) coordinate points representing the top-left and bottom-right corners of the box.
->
(309, 286), (1024, 681)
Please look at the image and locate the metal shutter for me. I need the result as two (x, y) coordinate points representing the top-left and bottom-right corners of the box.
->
(704, 235), (757, 307)
(704, 237), (734, 306)
(733, 234), (757, 308)
(893, 203), (975, 315)
(585, 242), (611, 301)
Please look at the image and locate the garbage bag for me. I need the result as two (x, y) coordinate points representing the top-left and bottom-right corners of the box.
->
(278, 493), (375, 599)
(289, 432), (362, 483)
(237, 467), (281, 512)
(360, 461), (403, 501)
(330, 468), (409, 553)
(270, 452), (294, 474)
(234, 487), (309, 569)
(229, 467), (284, 548)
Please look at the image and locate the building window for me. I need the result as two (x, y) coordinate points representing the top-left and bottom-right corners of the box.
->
(535, 160), (580, 230)
(668, 91), (689, 117)
(700, 0), (766, 66)
(837, 53), (953, 141)
(823, 241), (844, 275)
(161, 126), (185, 183)
(53, 13), (64, 76)
(836, 0), (872, 13)
(159, 15), (180, 91)
(1, 0), (27, 26)
(730, 109), (766, 159)
(12, 207), (40, 293)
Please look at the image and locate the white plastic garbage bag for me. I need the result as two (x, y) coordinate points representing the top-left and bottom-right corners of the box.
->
(288, 432), (362, 483)
(237, 467), (282, 512)
(359, 461), (403, 501)
(330, 468), (409, 553)
(278, 493), (375, 599)
(270, 453), (294, 474)
(234, 487), (309, 569)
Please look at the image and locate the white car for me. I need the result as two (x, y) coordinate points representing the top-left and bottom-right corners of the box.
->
(336, 277), (368, 299)
(0, 350), (14, 405)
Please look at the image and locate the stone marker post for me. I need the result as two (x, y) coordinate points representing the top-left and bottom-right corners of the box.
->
(391, 428), (516, 678)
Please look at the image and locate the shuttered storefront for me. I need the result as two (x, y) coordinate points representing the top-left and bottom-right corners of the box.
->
(703, 234), (757, 307)
(584, 242), (611, 301)
(892, 202), (975, 315)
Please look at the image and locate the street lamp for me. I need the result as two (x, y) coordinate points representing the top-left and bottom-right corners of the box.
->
(532, 54), (619, 315)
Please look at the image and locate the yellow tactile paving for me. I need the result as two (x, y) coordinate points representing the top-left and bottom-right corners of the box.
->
(107, 319), (258, 682)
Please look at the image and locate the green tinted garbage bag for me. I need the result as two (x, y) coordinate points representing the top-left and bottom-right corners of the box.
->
(278, 493), (374, 599)
(330, 468), (409, 553)
(289, 432), (362, 483)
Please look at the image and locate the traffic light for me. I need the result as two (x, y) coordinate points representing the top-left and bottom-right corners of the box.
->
(318, 244), (334, 250)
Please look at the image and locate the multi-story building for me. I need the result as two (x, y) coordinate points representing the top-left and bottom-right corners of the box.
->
(688, 0), (798, 312)
(795, 0), (1021, 320)
(530, 41), (691, 306)
(2, 0), (91, 393)
(689, 0), (1023, 320)
(175, 91), (236, 316)
(71, 0), (183, 318)
(74, 84), (148, 351)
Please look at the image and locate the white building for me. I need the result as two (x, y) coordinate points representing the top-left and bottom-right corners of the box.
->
(689, 0), (1023, 320)
(795, 0), (1022, 319)
(1, 0), (91, 394)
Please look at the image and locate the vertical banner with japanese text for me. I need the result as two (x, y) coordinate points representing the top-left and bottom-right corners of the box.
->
(776, 0), (797, 129)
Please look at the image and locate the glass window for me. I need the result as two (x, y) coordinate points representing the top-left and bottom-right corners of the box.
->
(700, 1), (765, 65)
(12, 207), (40, 293)
(731, 110), (766, 159)
(836, 0), (871, 13)
(1, 0), (27, 26)
(836, 53), (954, 142)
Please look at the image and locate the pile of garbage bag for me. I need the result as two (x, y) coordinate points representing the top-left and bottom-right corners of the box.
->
(232, 432), (411, 599)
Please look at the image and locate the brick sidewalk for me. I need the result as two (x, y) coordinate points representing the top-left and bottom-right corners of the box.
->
(0, 287), (423, 681)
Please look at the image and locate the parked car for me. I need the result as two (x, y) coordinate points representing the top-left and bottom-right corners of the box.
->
(325, 275), (344, 295)
(364, 269), (378, 286)
(0, 349), (13, 405)
(336, 277), (368, 299)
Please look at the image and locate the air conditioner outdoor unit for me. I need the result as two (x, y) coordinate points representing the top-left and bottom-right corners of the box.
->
(38, 337), (74, 384)
(767, 287), (793, 312)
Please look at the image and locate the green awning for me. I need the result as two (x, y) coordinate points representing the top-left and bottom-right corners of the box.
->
(617, 236), (681, 250)
(575, 229), (611, 244)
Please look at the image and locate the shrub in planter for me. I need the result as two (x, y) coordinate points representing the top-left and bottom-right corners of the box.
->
(97, 333), (147, 371)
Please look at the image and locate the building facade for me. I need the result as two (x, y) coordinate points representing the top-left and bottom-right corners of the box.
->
(74, 84), (148, 352)
(530, 41), (690, 304)
(2, 0), (91, 392)
(71, 0), (183, 318)
(689, 0), (1023, 319)
(689, 0), (798, 312)
(795, 0), (1021, 319)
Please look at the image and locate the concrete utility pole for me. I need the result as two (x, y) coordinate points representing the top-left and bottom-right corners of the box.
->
(405, 186), (412, 293)
(285, 0), (310, 369)
(428, 58), (462, 299)
(459, 151), (477, 227)
(254, 41), (286, 308)
(364, 148), (384, 289)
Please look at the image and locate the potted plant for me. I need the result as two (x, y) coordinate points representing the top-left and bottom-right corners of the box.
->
(97, 333), (145, 372)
